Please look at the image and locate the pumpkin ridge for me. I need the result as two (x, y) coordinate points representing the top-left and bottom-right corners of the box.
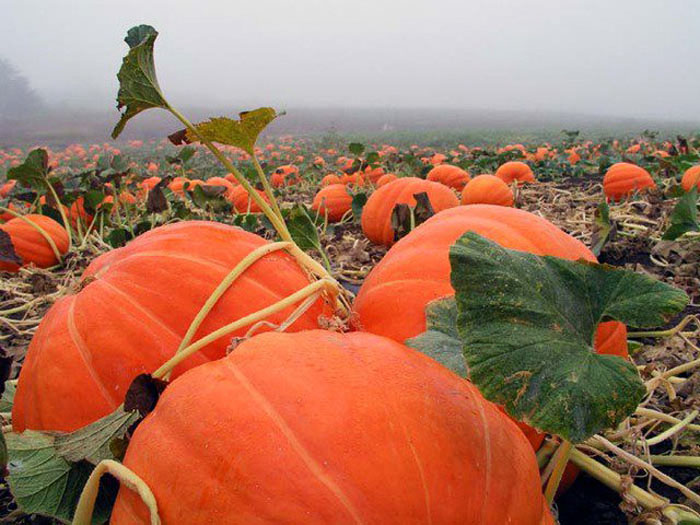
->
(475, 388), (493, 524)
(92, 250), (234, 278)
(222, 357), (366, 525)
(67, 298), (120, 408)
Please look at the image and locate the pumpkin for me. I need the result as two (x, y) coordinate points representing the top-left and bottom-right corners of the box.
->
(112, 330), (553, 525)
(363, 166), (385, 183)
(376, 173), (397, 187)
(461, 175), (513, 206)
(339, 173), (365, 187)
(353, 205), (627, 354)
(495, 161), (535, 185)
(0, 201), (30, 223)
(203, 176), (237, 200)
(69, 197), (93, 229)
(681, 165), (700, 192)
(12, 221), (326, 432)
(230, 185), (270, 213)
(427, 164), (470, 190)
(603, 163), (656, 201)
(0, 214), (69, 273)
(361, 177), (460, 247)
(311, 184), (352, 222)
(0, 179), (17, 197)
(168, 177), (200, 197)
(320, 174), (342, 187)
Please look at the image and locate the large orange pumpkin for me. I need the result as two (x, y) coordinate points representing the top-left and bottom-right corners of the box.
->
(12, 222), (326, 432)
(353, 205), (627, 356)
(603, 163), (656, 201)
(311, 184), (352, 222)
(426, 164), (470, 190)
(112, 330), (553, 525)
(0, 214), (69, 272)
(461, 174), (513, 206)
(361, 177), (460, 247)
(681, 165), (700, 192)
(203, 176), (237, 200)
(495, 161), (535, 185)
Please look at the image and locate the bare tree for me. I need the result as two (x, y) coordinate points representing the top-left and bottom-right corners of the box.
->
(0, 57), (44, 118)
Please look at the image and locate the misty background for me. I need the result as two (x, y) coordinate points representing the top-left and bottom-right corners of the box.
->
(1, 0), (699, 144)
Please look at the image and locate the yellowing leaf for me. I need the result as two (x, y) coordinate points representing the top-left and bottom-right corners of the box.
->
(186, 108), (279, 154)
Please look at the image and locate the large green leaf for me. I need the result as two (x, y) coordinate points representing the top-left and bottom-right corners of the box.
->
(406, 297), (466, 377)
(448, 232), (688, 443)
(185, 108), (279, 155)
(662, 188), (699, 240)
(112, 25), (167, 139)
(7, 408), (139, 523)
(7, 149), (50, 191)
(287, 204), (322, 252)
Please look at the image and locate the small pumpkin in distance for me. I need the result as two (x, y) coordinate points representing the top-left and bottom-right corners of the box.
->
(603, 162), (656, 202)
(311, 184), (353, 222)
(495, 161), (535, 185)
(230, 185), (270, 213)
(112, 330), (553, 525)
(461, 174), (513, 206)
(376, 173), (397, 187)
(426, 164), (470, 190)
(320, 173), (342, 187)
(681, 165), (700, 192)
(0, 214), (69, 272)
(361, 177), (460, 247)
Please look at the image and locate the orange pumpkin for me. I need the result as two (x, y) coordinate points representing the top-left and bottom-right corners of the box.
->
(320, 174), (342, 187)
(230, 185), (270, 213)
(363, 166), (385, 183)
(12, 222), (327, 433)
(361, 177), (460, 247)
(376, 173), (397, 187)
(339, 173), (365, 187)
(495, 161), (535, 185)
(603, 163), (656, 201)
(112, 330), (553, 525)
(681, 165), (700, 192)
(0, 214), (69, 272)
(0, 179), (17, 197)
(461, 175), (513, 206)
(203, 176), (236, 200)
(69, 197), (93, 229)
(353, 205), (627, 356)
(311, 184), (352, 222)
(426, 164), (470, 190)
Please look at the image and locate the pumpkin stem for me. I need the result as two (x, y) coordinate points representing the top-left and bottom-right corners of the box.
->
(152, 278), (337, 379)
(542, 440), (572, 504)
(72, 459), (160, 525)
(251, 154), (285, 222)
(627, 313), (699, 339)
(569, 447), (699, 524)
(0, 206), (64, 265)
(44, 180), (74, 247)
(163, 241), (293, 380)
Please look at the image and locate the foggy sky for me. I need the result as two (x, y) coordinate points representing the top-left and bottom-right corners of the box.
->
(2, 0), (699, 121)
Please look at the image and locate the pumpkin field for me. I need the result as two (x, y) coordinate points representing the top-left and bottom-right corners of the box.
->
(0, 22), (699, 525)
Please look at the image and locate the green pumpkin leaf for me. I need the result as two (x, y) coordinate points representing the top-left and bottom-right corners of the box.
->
(662, 188), (699, 240)
(449, 232), (688, 443)
(351, 191), (367, 219)
(406, 297), (466, 377)
(287, 204), (322, 252)
(7, 408), (139, 523)
(112, 25), (167, 139)
(7, 149), (50, 191)
(348, 142), (365, 156)
(0, 380), (16, 412)
(185, 108), (280, 155)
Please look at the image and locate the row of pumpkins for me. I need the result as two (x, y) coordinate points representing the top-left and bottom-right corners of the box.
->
(0, 157), (698, 523)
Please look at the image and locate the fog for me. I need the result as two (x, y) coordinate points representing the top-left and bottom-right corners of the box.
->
(1, 0), (700, 126)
